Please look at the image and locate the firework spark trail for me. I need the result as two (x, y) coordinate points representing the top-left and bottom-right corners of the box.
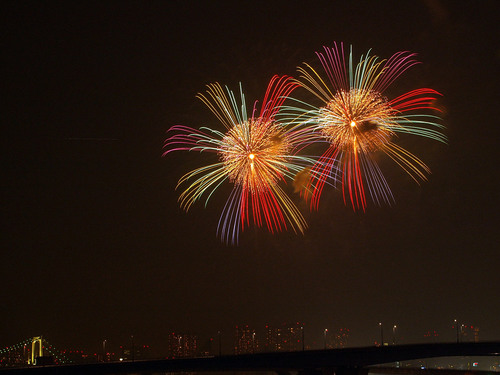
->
(283, 42), (446, 211)
(164, 75), (320, 245)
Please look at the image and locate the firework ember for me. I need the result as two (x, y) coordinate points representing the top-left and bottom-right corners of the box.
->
(283, 42), (447, 211)
(164, 76), (318, 244)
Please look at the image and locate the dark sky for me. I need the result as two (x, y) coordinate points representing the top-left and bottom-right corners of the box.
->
(2, 0), (499, 354)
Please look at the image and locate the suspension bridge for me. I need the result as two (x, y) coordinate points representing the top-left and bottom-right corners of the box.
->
(0, 336), (72, 367)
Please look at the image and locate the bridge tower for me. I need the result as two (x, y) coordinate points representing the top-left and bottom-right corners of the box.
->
(30, 336), (43, 365)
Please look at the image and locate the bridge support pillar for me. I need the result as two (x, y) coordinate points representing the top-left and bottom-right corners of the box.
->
(30, 336), (43, 365)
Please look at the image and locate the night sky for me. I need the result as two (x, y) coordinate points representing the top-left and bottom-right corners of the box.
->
(3, 1), (499, 354)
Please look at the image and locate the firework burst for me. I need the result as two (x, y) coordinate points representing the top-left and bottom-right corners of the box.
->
(282, 42), (447, 211)
(164, 75), (319, 244)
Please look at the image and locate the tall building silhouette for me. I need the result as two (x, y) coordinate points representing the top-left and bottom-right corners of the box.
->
(167, 332), (198, 358)
(234, 325), (258, 354)
(263, 322), (304, 352)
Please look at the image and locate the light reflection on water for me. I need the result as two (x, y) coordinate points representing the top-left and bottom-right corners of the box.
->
(370, 356), (499, 372)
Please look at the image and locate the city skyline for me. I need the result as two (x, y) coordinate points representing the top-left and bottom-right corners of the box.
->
(3, 0), (499, 355)
(0, 318), (488, 362)
(3, 340), (499, 372)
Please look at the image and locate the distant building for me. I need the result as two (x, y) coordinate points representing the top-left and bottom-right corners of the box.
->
(234, 325), (258, 354)
(473, 326), (480, 342)
(332, 328), (349, 348)
(0, 347), (27, 367)
(64, 349), (96, 363)
(461, 325), (479, 343)
(167, 333), (198, 358)
(424, 330), (440, 342)
(263, 322), (304, 352)
(325, 328), (349, 349)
